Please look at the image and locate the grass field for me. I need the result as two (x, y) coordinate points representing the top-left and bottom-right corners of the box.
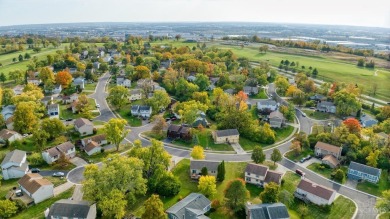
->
(285, 148), (314, 162)
(302, 110), (331, 120)
(356, 170), (390, 197)
(172, 129), (234, 151)
(307, 163), (347, 184)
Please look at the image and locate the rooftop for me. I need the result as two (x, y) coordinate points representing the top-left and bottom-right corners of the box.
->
(314, 141), (342, 154)
(1, 149), (26, 166)
(297, 178), (335, 200)
(245, 163), (269, 177)
(18, 173), (53, 195)
(214, 129), (239, 137)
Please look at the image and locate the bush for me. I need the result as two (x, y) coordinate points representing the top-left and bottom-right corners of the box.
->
(332, 169), (345, 182)
(27, 152), (45, 166)
(100, 148), (105, 153)
(156, 173), (181, 197)
(211, 199), (221, 209)
(305, 100), (316, 107)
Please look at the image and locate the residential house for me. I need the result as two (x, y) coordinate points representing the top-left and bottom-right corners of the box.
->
(62, 93), (78, 104)
(212, 129), (239, 144)
(245, 163), (284, 187)
(377, 132), (389, 147)
(314, 141), (342, 168)
(27, 72), (41, 85)
(131, 105), (152, 119)
(93, 62), (100, 69)
(317, 101), (336, 113)
(243, 86), (259, 95)
(1, 105), (16, 120)
(192, 112), (209, 128)
(42, 142), (76, 164)
(288, 78), (295, 85)
(74, 118), (94, 136)
(269, 111), (286, 128)
(160, 60), (172, 69)
(116, 75), (125, 86)
(13, 85), (25, 95)
(47, 104), (60, 119)
(0, 129), (22, 143)
(5, 116), (14, 130)
(123, 79), (131, 88)
(103, 56), (112, 63)
(294, 178), (336, 205)
(187, 75), (196, 82)
(45, 199), (97, 219)
(18, 173), (54, 204)
(41, 96), (54, 106)
(68, 68), (77, 74)
(347, 161), (382, 183)
(167, 124), (191, 141)
(360, 114), (378, 128)
(166, 193), (211, 219)
(321, 155), (340, 168)
(73, 77), (85, 89)
(129, 89), (142, 101)
(46, 84), (62, 94)
(309, 94), (326, 102)
(81, 134), (108, 156)
(246, 203), (290, 219)
(257, 99), (278, 112)
(190, 160), (220, 179)
(1, 150), (29, 180)
(224, 88), (235, 95)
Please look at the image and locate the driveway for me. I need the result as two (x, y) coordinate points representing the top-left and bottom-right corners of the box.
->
(298, 157), (321, 168)
(39, 170), (69, 177)
(70, 157), (88, 167)
(54, 182), (73, 196)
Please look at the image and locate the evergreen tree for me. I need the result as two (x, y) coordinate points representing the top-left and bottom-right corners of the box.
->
(201, 167), (208, 176)
(217, 160), (225, 182)
(0, 73), (6, 83)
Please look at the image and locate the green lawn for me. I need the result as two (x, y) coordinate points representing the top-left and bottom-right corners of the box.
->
(239, 137), (266, 151)
(77, 142), (132, 164)
(356, 170), (390, 197)
(250, 88), (268, 99)
(115, 103), (143, 127)
(285, 148), (314, 162)
(58, 98), (97, 120)
(274, 125), (295, 142)
(302, 110), (331, 120)
(45, 176), (68, 187)
(312, 125), (332, 134)
(83, 83), (97, 91)
(143, 131), (166, 140)
(307, 163), (347, 184)
(171, 130), (234, 151)
(0, 178), (19, 199)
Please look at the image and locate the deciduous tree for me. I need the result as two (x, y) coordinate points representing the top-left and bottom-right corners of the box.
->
(343, 118), (361, 134)
(376, 190), (390, 213)
(107, 86), (128, 110)
(99, 189), (127, 219)
(198, 175), (217, 198)
(260, 182), (280, 203)
(14, 101), (39, 133)
(224, 178), (249, 212)
(366, 150), (380, 167)
(104, 118), (129, 151)
(142, 194), (166, 219)
(252, 146), (266, 164)
(217, 160), (226, 182)
(0, 200), (18, 218)
(146, 90), (170, 112)
(39, 67), (55, 85)
(55, 70), (73, 88)
(191, 145), (205, 160)
(271, 149), (282, 165)
(290, 141), (302, 155)
(41, 118), (66, 139)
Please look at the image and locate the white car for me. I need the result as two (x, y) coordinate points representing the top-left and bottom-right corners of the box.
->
(52, 172), (65, 177)
(96, 104), (100, 108)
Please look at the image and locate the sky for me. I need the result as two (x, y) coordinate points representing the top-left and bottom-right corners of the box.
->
(0, 0), (390, 28)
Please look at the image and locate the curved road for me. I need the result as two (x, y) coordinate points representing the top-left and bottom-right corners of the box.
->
(68, 73), (378, 219)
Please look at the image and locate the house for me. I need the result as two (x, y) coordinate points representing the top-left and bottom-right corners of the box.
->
(321, 155), (340, 168)
(131, 105), (152, 118)
(0, 129), (22, 143)
(193, 112), (209, 128)
(360, 114), (378, 128)
(167, 124), (192, 141)
(1, 150), (29, 180)
(13, 85), (25, 95)
(1, 105), (16, 120)
(129, 89), (142, 101)
(269, 111), (285, 128)
(314, 142), (342, 159)
(116, 75), (125, 86)
(347, 161), (382, 183)
(212, 129), (239, 144)
(45, 199), (97, 219)
(18, 173), (54, 204)
(288, 78), (295, 85)
(243, 86), (259, 95)
(245, 163), (284, 186)
(123, 79), (131, 88)
(42, 142), (76, 164)
(160, 60), (172, 69)
(41, 96), (54, 106)
(317, 101), (336, 113)
(166, 193), (211, 219)
(224, 88), (235, 95)
(74, 118), (94, 136)
(81, 134), (107, 156)
(47, 103), (60, 119)
(6, 116), (14, 130)
(190, 160), (220, 179)
(62, 93), (78, 104)
(73, 77), (85, 89)
(187, 75), (196, 82)
(27, 72), (41, 85)
(46, 84), (62, 94)
(377, 132), (389, 147)
(309, 94), (326, 102)
(294, 178), (336, 205)
(93, 62), (100, 69)
(257, 99), (278, 112)
(246, 203), (289, 219)
(103, 56), (112, 63)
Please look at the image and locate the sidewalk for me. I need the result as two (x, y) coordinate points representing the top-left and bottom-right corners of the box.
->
(230, 143), (246, 154)
(71, 185), (84, 201)
(54, 182), (74, 196)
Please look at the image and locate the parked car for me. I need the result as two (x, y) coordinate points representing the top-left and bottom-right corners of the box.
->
(15, 189), (23, 197)
(53, 172), (65, 177)
(31, 168), (40, 173)
(299, 158), (306, 163)
(96, 104), (100, 108)
(171, 117), (177, 121)
(296, 169), (305, 177)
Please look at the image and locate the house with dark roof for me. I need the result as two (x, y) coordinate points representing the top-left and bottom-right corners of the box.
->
(45, 199), (97, 219)
(81, 134), (108, 156)
(317, 101), (336, 113)
(268, 111), (285, 128)
(245, 163), (283, 187)
(74, 118), (94, 136)
(257, 99), (278, 112)
(18, 173), (54, 204)
(192, 112), (209, 128)
(348, 161), (381, 183)
(1, 105), (16, 120)
(166, 193), (211, 219)
(212, 129), (239, 144)
(1, 150), (29, 180)
(246, 203), (289, 219)
(167, 124), (191, 141)
(42, 142), (76, 164)
(360, 114), (378, 128)
(309, 94), (326, 102)
(224, 88), (235, 95)
(190, 160), (220, 179)
(294, 178), (336, 205)
(0, 129), (22, 143)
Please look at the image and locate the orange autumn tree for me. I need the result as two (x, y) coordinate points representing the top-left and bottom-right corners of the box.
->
(343, 118), (361, 134)
(235, 91), (248, 102)
(55, 70), (73, 88)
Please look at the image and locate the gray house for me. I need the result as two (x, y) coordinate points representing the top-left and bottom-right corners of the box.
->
(73, 77), (85, 89)
(360, 114), (378, 128)
(317, 101), (336, 113)
(268, 111), (285, 128)
(166, 193), (211, 219)
(257, 100), (278, 112)
(246, 203), (289, 219)
(190, 160), (220, 179)
(243, 86), (259, 95)
(347, 161), (381, 183)
(45, 199), (97, 219)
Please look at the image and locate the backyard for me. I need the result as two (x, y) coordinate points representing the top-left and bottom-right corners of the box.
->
(356, 170), (390, 197)
(114, 102), (143, 127)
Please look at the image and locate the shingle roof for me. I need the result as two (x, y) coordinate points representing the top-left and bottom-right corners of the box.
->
(130, 89), (141, 95)
(318, 101), (335, 107)
(0, 129), (20, 140)
(190, 160), (220, 172)
(264, 170), (283, 184)
(297, 178), (335, 200)
(349, 161), (381, 177)
(168, 124), (181, 132)
(214, 129), (239, 138)
(131, 105), (140, 111)
(322, 154), (340, 167)
(82, 134), (106, 146)
(245, 163), (269, 177)
(74, 118), (93, 128)
(258, 99), (277, 106)
(1, 149), (26, 166)
(18, 173), (53, 194)
(47, 199), (93, 218)
(56, 141), (75, 153)
(48, 103), (59, 110)
(84, 141), (100, 152)
(166, 193), (211, 218)
(139, 105), (151, 111)
(247, 203), (289, 219)
(269, 111), (284, 119)
(314, 142), (342, 154)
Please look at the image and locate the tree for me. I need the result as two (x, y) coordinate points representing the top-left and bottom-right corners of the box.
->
(290, 141), (302, 155)
(175, 34), (181, 41)
(366, 150), (380, 167)
(217, 160), (226, 182)
(75, 94), (90, 114)
(333, 90), (361, 116)
(31, 130), (49, 151)
(274, 76), (290, 94)
(332, 169), (345, 182)
(192, 91), (211, 106)
(9, 69), (24, 83)
(151, 115), (167, 136)
(0, 72), (6, 83)
(376, 190), (390, 213)
(142, 194), (166, 219)
(99, 189), (127, 219)
(194, 74), (210, 91)
(278, 190), (294, 207)
(271, 149), (282, 165)
(0, 200), (18, 218)
(146, 90), (170, 112)
(18, 54), (23, 62)
(55, 70), (73, 88)
(343, 118), (361, 134)
(357, 58), (365, 67)
(312, 68), (318, 77)
(40, 118), (66, 139)
(224, 179), (249, 212)
(174, 100), (208, 125)
(107, 86), (128, 110)
(13, 101), (39, 133)
(298, 204), (309, 218)
(198, 175), (217, 198)
(175, 78), (199, 101)
(252, 146), (266, 164)
(377, 106), (390, 122)
(134, 65), (150, 80)
(2, 88), (14, 105)
(260, 182), (280, 203)
(104, 118), (129, 151)
(201, 167), (208, 176)
(156, 172), (181, 197)
(191, 145), (205, 160)
(39, 67), (55, 85)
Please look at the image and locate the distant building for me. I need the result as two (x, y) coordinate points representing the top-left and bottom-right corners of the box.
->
(62, 93), (78, 104)
(45, 199), (97, 219)
(42, 142), (76, 164)
(294, 178), (336, 205)
(1, 149), (29, 180)
(93, 62), (100, 69)
(246, 203), (289, 219)
(18, 173), (54, 204)
(317, 101), (336, 113)
(166, 193), (211, 219)
(243, 86), (259, 96)
(190, 160), (220, 179)
(129, 89), (142, 101)
(257, 99), (278, 112)
(360, 114), (378, 128)
(348, 161), (381, 183)
(47, 103), (60, 119)
(309, 94), (326, 102)
(212, 129), (239, 144)
(73, 77), (85, 89)
(27, 72), (41, 85)
(224, 88), (235, 95)
(314, 141), (342, 159)
(1, 105), (16, 120)
(192, 112), (209, 128)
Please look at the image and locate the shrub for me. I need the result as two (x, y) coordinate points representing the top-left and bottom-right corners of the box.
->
(156, 173), (181, 197)
(27, 152), (45, 166)
(100, 148), (105, 153)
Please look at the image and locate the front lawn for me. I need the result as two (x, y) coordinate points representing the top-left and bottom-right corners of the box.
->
(45, 176), (68, 187)
(274, 125), (295, 142)
(380, 213), (390, 219)
(239, 137), (266, 151)
(302, 110), (330, 120)
(171, 130), (234, 151)
(356, 170), (390, 197)
(307, 163), (347, 184)
(116, 105), (142, 127)
(285, 148), (314, 162)
(143, 131), (166, 140)
(0, 178), (19, 199)
(77, 143), (132, 164)
(250, 88), (268, 99)
(312, 125), (332, 134)
(84, 83), (97, 91)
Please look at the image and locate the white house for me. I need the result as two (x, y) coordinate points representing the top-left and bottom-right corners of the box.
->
(73, 77), (85, 89)
(27, 73), (41, 86)
(62, 93), (78, 104)
(245, 163), (284, 187)
(257, 99), (278, 112)
(74, 118), (94, 136)
(42, 142), (76, 164)
(123, 79), (131, 88)
(129, 89), (142, 101)
(1, 150), (29, 180)
(131, 105), (152, 118)
(45, 199), (97, 219)
(294, 178), (336, 205)
(13, 85), (25, 95)
(18, 173), (54, 204)
(41, 96), (54, 107)
(268, 111), (285, 128)
(47, 104), (60, 119)
(243, 86), (259, 95)
(81, 134), (108, 156)
(0, 129), (22, 143)
(46, 84), (62, 95)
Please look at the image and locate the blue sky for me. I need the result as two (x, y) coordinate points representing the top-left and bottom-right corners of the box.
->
(0, 0), (389, 28)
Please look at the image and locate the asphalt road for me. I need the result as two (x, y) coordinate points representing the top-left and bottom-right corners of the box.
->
(67, 74), (378, 218)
